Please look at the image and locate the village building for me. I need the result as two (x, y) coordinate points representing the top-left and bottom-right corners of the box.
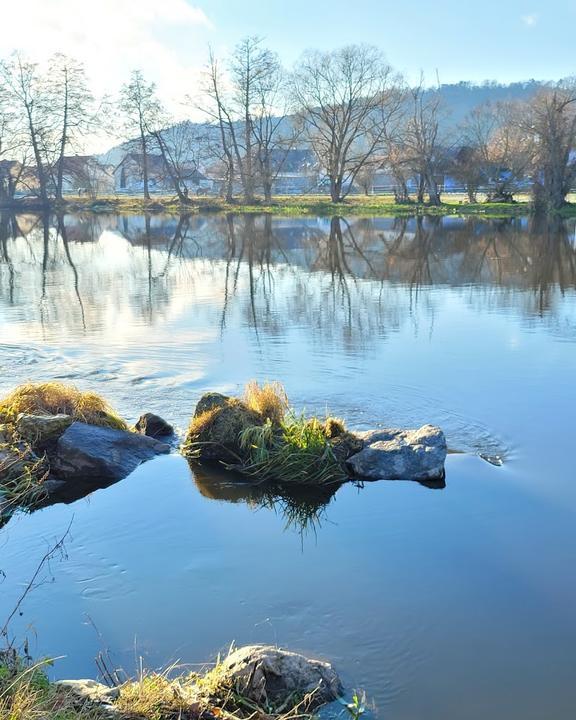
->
(114, 153), (213, 195)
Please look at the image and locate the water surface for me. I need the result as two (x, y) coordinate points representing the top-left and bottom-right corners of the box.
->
(0, 212), (575, 719)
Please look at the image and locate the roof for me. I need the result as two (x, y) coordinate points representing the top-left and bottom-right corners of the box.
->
(115, 152), (208, 181)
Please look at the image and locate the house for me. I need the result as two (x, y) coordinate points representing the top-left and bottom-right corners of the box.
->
(114, 153), (213, 194)
(56, 156), (114, 196)
(0, 160), (25, 200)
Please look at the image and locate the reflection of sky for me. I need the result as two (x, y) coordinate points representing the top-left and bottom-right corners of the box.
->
(1, 214), (576, 720)
(1, 214), (575, 463)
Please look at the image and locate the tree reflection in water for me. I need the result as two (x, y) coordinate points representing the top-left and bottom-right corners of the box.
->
(0, 211), (575, 346)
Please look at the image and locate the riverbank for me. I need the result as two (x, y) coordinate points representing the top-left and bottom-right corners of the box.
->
(3, 193), (576, 217)
(0, 644), (343, 720)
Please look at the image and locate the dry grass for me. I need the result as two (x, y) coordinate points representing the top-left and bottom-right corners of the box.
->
(243, 381), (289, 426)
(0, 450), (48, 512)
(0, 382), (128, 431)
(322, 417), (346, 439)
(116, 652), (321, 720)
(0, 653), (105, 720)
(116, 667), (199, 720)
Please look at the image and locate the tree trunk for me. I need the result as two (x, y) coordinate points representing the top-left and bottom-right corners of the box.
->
(56, 71), (69, 201)
(140, 125), (150, 200)
(330, 176), (343, 203)
(426, 173), (442, 206)
(417, 175), (425, 203)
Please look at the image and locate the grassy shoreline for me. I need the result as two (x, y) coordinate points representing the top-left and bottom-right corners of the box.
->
(3, 193), (576, 218)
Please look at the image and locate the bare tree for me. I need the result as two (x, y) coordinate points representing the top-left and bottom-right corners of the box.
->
(119, 70), (161, 199)
(0, 53), (54, 204)
(520, 84), (576, 210)
(0, 83), (27, 202)
(400, 83), (447, 205)
(200, 49), (236, 202)
(291, 44), (402, 202)
(46, 54), (94, 201)
(200, 38), (288, 203)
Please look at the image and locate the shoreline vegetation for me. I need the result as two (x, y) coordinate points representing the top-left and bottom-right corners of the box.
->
(2, 193), (576, 218)
(0, 644), (345, 720)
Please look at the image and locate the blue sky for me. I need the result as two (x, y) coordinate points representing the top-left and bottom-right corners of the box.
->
(1, 0), (572, 111)
(202, 0), (573, 84)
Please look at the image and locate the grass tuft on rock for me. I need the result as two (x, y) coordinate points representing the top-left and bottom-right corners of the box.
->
(0, 382), (128, 431)
(116, 651), (322, 720)
(0, 450), (48, 513)
(184, 381), (352, 485)
(243, 381), (289, 426)
(238, 415), (346, 485)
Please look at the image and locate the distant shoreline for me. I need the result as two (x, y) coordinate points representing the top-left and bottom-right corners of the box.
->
(1, 194), (575, 218)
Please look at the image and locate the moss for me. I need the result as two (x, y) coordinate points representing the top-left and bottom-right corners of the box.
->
(182, 398), (263, 463)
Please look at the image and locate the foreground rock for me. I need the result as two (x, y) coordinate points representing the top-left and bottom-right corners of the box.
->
(56, 679), (119, 706)
(16, 413), (73, 447)
(219, 645), (342, 707)
(347, 424), (447, 481)
(49, 421), (170, 483)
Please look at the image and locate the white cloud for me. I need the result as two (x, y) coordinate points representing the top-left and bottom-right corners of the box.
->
(0, 0), (213, 119)
(521, 13), (539, 27)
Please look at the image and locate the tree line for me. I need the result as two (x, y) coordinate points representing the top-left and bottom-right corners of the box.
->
(0, 39), (575, 210)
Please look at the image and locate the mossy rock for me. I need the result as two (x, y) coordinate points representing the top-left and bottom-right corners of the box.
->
(184, 395), (263, 463)
(193, 392), (231, 417)
(16, 413), (73, 449)
(330, 431), (364, 463)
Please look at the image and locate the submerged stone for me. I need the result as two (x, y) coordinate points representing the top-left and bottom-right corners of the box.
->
(218, 644), (342, 707)
(347, 424), (447, 481)
(49, 421), (170, 483)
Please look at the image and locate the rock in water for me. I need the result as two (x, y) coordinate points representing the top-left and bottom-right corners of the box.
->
(50, 422), (170, 483)
(347, 424), (447, 481)
(135, 412), (174, 438)
(193, 392), (231, 417)
(16, 413), (73, 447)
(218, 645), (342, 707)
(185, 395), (262, 463)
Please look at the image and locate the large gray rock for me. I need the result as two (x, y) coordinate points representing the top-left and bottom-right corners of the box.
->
(56, 679), (119, 706)
(16, 413), (73, 447)
(218, 645), (342, 708)
(347, 424), (447, 481)
(50, 421), (170, 483)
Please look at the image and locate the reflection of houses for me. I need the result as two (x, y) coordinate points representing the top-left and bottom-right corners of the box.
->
(114, 153), (213, 194)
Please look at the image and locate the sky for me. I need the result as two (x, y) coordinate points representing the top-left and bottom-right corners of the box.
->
(0, 0), (572, 116)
